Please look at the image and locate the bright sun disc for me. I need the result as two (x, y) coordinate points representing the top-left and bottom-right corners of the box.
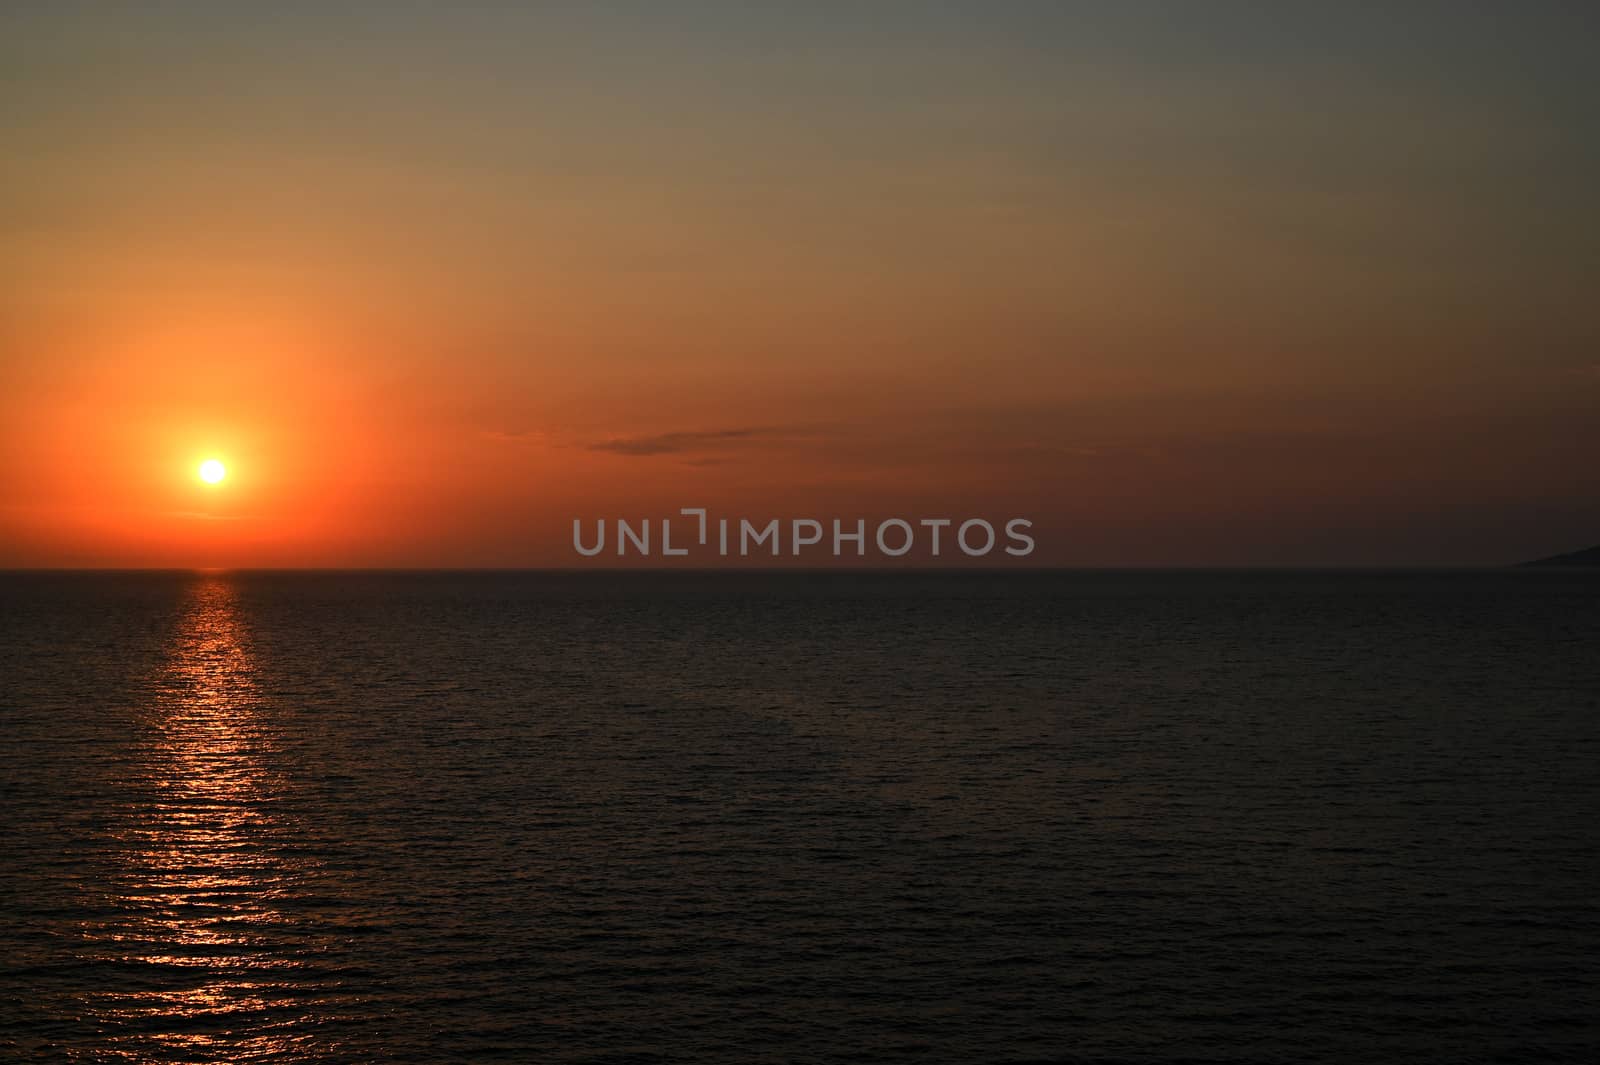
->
(198, 459), (227, 484)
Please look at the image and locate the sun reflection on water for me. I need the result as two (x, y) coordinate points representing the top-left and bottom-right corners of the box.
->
(75, 575), (335, 1063)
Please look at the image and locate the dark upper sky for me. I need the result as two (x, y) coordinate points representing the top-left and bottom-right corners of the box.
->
(2, 3), (1597, 566)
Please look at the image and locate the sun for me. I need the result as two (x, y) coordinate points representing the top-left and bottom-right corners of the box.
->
(198, 459), (227, 484)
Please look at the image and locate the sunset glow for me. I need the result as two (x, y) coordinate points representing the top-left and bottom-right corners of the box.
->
(198, 460), (227, 485)
(1, 6), (1597, 568)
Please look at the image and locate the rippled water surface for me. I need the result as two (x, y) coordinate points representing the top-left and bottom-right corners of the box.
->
(2, 571), (1597, 1062)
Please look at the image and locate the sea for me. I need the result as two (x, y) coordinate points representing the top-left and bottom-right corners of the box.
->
(1, 570), (1596, 1063)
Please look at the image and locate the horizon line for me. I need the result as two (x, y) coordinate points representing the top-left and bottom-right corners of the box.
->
(0, 563), (1572, 575)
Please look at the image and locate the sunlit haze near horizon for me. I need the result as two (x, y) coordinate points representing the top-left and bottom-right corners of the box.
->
(3, 3), (1597, 567)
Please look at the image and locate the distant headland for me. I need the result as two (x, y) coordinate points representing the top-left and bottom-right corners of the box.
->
(1522, 545), (1600, 567)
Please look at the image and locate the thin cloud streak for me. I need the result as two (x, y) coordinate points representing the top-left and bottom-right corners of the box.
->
(588, 427), (782, 457)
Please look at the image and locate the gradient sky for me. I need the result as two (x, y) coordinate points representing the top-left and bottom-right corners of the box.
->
(3, 2), (1597, 566)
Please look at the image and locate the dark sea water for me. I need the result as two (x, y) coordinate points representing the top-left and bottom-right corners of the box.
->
(1, 570), (1597, 1063)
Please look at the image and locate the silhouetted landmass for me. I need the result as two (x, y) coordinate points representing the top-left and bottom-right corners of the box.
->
(1522, 544), (1600, 567)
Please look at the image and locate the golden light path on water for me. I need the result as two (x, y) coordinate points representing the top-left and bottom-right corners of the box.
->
(75, 575), (338, 1063)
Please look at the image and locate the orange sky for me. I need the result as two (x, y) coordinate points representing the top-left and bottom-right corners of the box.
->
(3, 5), (1597, 566)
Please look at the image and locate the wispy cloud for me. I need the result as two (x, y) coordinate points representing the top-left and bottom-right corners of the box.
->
(588, 427), (777, 457)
